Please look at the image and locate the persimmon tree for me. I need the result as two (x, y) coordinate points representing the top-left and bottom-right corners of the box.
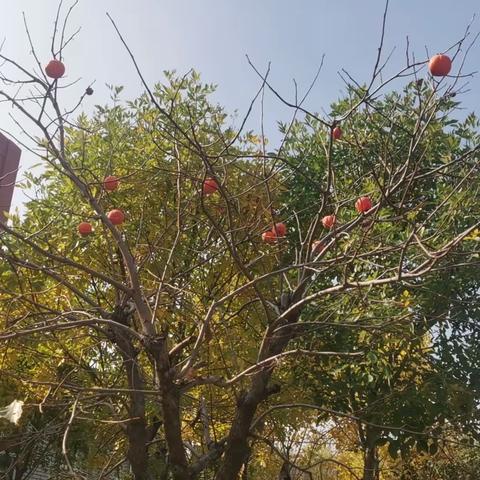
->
(274, 84), (480, 479)
(0, 2), (479, 480)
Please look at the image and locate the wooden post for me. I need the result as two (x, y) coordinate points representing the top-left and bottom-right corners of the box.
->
(0, 132), (21, 223)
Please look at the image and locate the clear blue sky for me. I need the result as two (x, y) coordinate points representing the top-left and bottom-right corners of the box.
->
(2, 0), (479, 210)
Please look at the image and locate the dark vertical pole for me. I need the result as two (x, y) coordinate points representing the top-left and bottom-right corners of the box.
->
(0, 133), (21, 223)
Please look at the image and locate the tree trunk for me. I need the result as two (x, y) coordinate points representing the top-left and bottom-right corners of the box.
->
(241, 453), (250, 480)
(278, 460), (292, 480)
(363, 444), (377, 480)
(160, 384), (190, 480)
(214, 386), (261, 480)
(150, 337), (191, 480)
(362, 425), (380, 480)
(114, 329), (152, 480)
(126, 418), (150, 480)
(215, 307), (298, 480)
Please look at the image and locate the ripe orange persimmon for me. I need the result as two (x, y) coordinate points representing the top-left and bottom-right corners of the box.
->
(272, 222), (287, 237)
(355, 196), (373, 214)
(108, 209), (125, 225)
(428, 54), (452, 77)
(45, 59), (65, 79)
(203, 178), (219, 195)
(262, 231), (277, 244)
(78, 222), (93, 236)
(103, 175), (120, 192)
(322, 215), (336, 229)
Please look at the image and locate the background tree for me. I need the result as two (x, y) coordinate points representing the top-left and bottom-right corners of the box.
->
(277, 82), (480, 479)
